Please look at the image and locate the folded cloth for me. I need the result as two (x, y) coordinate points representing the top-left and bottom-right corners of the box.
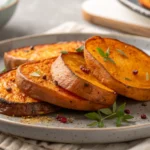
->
(0, 22), (150, 150)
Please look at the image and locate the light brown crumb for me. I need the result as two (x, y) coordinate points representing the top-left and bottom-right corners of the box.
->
(20, 116), (53, 124)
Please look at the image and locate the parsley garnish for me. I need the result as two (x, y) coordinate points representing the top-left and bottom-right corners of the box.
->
(117, 49), (127, 57)
(85, 101), (134, 128)
(125, 77), (132, 81)
(146, 72), (150, 81)
(61, 50), (68, 54)
(0, 68), (7, 73)
(97, 47), (115, 64)
(30, 71), (41, 77)
(76, 45), (84, 52)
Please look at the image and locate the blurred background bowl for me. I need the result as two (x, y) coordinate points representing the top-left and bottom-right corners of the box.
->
(0, 0), (19, 29)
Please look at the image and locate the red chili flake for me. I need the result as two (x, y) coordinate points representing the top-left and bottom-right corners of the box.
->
(132, 70), (138, 75)
(59, 117), (67, 123)
(80, 65), (90, 74)
(124, 109), (130, 114)
(56, 115), (68, 123)
(141, 114), (147, 119)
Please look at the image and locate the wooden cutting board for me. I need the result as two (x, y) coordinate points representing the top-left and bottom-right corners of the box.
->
(82, 0), (150, 37)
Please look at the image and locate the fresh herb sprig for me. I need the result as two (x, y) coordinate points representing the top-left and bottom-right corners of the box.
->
(97, 47), (115, 64)
(61, 50), (68, 54)
(85, 101), (134, 128)
(146, 72), (150, 81)
(125, 77), (132, 81)
(117, 49), (127, 57)
(0, 68), (7, 74)
(76, 45), (84, 53)
(30, 70), (41, 77)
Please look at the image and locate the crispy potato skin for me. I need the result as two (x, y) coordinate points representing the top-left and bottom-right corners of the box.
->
(51, 53), (116, 105)
(4, 41), (83, 70)
(84, 36), (150, 101)
(0, 99), (58, 117)
(16, 58), (108, 111)
(4, 53), (28, 70)
(0, 70), (59, 116)
(139, 0), (150, 9)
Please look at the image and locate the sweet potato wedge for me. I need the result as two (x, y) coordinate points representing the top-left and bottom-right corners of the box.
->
(51, 53), (117, 105)
(139, 0), (150, 9)
(0, 70), (59, 116)
(84, 36), (150, 101)
(16, 58), (108, 111)
(4, 41), (83, 70)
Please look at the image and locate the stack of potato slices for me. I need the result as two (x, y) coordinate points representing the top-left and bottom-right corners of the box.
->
(1, 36), (150, 116)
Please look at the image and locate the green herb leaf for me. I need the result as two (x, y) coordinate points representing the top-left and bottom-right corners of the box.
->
(146, 72), (150, 81)
(100, 108), (112, 115)
(123, 114), (134, 120)
(97, 47), (106, 57)
(30, 71), (41, 77)
(0, 68), (7, 73)
(87, 121), (98, 127)
(116, 117), (123, 127)
(125, 77), (132, 81)
(97, 110), (102, 120)
(85, 112), (101, 121)
(97, 47), (115, 64)
(61, 50), (68, 54)
(117, 49), (127, 57)
(113, 101), (117, 113)
(85, 101), (134, 128)
(116, 103), (126, 117)
(98, 121), (104, 128)
(105, 47), (110, 57)
(104, 57), (116, 64)
(76, 45), (84, 52)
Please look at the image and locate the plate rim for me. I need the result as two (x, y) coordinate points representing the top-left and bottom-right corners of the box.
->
(0, 32), (150, 45)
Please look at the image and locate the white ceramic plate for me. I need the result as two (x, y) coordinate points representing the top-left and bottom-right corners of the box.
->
(0, 33), (150, 143)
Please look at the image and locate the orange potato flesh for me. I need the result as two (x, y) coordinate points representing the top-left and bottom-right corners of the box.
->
(84, 36), (150, 101)
(51, 53), (116, 105)
(4, 41), (83, 69)
(139, 0), (150, 9)
(16, 58), (108, 111)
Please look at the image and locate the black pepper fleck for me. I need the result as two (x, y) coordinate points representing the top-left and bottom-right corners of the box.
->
(30, 46), (35, 50)
(141, 103), (147, 106)
(42, 75), (47, 80)
(54, 81), (58, 86)
(6, 87), (12, 92)
(84, 83), (89, 87)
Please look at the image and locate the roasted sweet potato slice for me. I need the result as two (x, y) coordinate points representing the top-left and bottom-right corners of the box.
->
(139, 0), (150, 9)
(0, 70), (59, 116)
(84, 36), (150, 101)
(4, 41), (83, 70)
(51, 53), (117, 105)
(16, 58), (108, 111)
